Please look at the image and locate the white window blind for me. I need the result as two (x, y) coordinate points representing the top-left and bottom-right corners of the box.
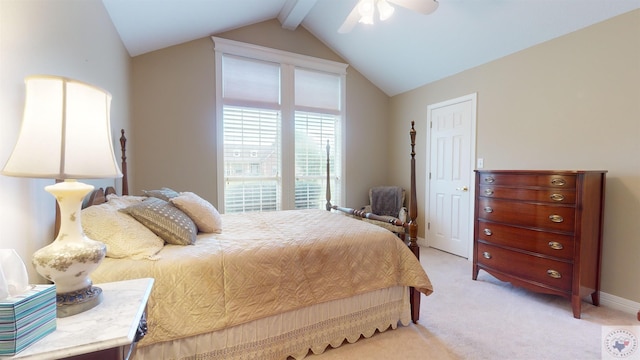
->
(221, 54), (282, 213)
(223, 106), (281, 212)
(294, 68), (342, 210)
(214, 37), (347, 213)
(295, 111), (340, 210)
(222, 55), (280, 104)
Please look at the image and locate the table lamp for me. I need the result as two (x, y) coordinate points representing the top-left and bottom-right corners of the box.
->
(1, 75), (122, 317)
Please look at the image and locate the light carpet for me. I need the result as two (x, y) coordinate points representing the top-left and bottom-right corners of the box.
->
(310, 246), (637, 360)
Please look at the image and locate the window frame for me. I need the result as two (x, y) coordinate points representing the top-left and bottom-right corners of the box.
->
(213, 37), (348, 213)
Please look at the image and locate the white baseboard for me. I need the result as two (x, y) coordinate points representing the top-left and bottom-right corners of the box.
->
(418, 238), (640, 317)
(601, 292), (640, 316)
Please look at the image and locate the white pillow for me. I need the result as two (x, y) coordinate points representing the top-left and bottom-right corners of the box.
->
(106, 194), (146, 209)
(170, 192), (222, 233)
(81, 202), (164, 260)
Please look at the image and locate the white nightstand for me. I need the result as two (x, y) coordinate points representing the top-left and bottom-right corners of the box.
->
(1, 278), (154, 360)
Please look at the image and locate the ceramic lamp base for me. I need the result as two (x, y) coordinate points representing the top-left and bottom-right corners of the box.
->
(32, 180), (107, 318)
(56, 285), (104, 318)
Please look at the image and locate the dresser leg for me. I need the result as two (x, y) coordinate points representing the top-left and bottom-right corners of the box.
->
(591, 291), (600, 306)
(472, 264), (479, 280)
(571, 295), (582, 319)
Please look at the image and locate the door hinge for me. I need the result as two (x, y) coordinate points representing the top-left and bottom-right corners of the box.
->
(427, 222), (431, 230)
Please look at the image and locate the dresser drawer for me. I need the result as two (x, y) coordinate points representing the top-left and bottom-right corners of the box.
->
(478, 186), (576, 204)
(478, 173), (576, 189)
(477, 198), (575, 232)
(476, 243), (573, 291)
(476, 220), (575, 260)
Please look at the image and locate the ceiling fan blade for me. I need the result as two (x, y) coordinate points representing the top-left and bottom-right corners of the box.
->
(388, 0), (439, 15)
(338, 2), (362, 34)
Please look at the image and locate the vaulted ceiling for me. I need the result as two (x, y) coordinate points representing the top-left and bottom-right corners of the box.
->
(102, 0), (640, 96)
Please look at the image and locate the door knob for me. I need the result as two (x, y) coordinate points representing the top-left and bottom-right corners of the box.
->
(456, 186), (469, 191)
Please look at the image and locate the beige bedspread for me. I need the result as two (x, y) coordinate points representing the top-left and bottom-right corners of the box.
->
(91, 209), (433, 346)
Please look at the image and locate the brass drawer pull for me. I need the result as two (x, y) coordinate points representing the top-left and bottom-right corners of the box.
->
(483, 228), (492, 236)
(484, 176), (495, 184)
(548, 241), (564, 250)
(482, 252), (492, 259)
(484, 189), (494, 196)
(550, 193), (565, 202)
(550, 178), (566, 186)
(484, 206), (493, 213)
(547, 269), (562, 279)
(549, 214), (564, 223)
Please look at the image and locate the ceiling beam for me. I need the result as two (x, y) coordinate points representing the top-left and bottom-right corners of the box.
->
(278, 0), (318, 30)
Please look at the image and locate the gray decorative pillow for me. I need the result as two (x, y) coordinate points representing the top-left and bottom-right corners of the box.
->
(143, 187), (180, 201)
(122, 197), (197, 245)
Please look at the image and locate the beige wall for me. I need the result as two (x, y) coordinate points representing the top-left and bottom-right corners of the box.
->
(0, 0), (131, 282)
(131, 19), (390, 208)
(0, 0), (634, 306)
(390, 10), (640, 302)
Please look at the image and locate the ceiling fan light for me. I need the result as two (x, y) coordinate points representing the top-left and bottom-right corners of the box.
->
(424, 0), (439, 15)
(377, 0), (395, 21)
(358, 0), (375, 24)
(359, 14), (374, 25)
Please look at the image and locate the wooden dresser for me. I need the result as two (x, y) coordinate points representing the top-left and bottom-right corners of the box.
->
(472, 170), (606, 318)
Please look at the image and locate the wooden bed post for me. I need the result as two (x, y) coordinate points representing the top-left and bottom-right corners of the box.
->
(324, 122), (422, 323)
(119, 129), (129, 196)
(408, 121), (420, 323)
(325, 140), (332, 211)
(408, 121), (418, 251)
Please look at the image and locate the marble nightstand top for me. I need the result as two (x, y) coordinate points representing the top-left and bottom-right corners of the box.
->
(0, 278), (154, 360)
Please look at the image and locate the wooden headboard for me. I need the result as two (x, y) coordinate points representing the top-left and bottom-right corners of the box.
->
(84, 187), (118, 208)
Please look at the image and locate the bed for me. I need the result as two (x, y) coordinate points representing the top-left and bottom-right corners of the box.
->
(76, 122), (432, 360)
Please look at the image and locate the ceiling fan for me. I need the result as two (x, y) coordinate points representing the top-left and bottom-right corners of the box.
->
(338, 0), (439, 34)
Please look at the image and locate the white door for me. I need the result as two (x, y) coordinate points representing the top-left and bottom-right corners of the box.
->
(426, 94), (477, 258)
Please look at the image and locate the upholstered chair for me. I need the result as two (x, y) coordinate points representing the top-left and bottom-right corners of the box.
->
(361, 186), (407, 240)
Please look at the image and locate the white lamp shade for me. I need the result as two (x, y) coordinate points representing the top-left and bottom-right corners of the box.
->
(2, 75), (122, 179)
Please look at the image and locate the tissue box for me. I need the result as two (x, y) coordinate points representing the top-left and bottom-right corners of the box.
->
(0, 285), (56, 356)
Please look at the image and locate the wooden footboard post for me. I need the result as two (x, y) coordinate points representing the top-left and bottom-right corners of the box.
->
(408, 121), (421, 323)
(324, 123), (422, 323)
(325, 140), (332, 211)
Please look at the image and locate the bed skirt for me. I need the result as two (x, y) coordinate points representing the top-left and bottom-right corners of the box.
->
(133, 286), (411, 360)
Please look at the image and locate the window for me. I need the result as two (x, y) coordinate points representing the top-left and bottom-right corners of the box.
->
(214, 37), (347, 213)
